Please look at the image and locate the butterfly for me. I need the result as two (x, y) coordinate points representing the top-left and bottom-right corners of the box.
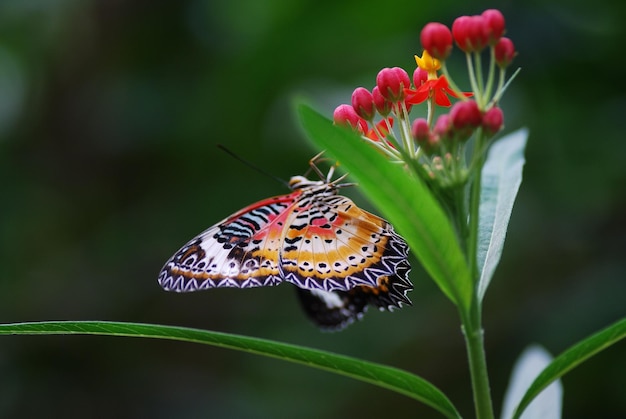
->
(158, 156), (412, 330)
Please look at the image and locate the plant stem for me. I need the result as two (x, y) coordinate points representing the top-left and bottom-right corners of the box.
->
(460, 300), (494, 419)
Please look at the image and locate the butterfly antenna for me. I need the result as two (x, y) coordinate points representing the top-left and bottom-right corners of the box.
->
(304, 150), (327, 180)
(307, 152), (356, 189)
(217, 144), (290, 188)
(333, 173), (356, 189)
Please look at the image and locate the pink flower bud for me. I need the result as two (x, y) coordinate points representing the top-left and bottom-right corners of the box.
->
(450, 100), (482, 130)
(495, 37), (516, 68)
(452, 15), (489, 53)
(481, 9), (505, 45)
(433, 113), (452, 139)
(413, 67), (428, 88)
(420, 22), (453, 60)
(482, 107), (504, 135)
(376, 67), (410, 102)
(412, 118), (430, 142)
(412, 118), (436, 154)
(351, 87), (375, 120)
(333, 104), (368, 133)
(372, 86), (392, 116)
(450, 100), (482, 140)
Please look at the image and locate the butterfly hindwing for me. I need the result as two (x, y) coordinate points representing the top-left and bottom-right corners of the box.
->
(295, 287), (369, 330)
(280, 194), (412, 305)
(294, 242), (412, 331)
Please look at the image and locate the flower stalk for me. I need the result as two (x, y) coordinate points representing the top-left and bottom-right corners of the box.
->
(461, 299), (495, 419)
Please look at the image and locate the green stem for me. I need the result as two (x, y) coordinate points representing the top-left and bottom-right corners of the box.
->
(426, 97), (434, 127)
(483, 46), (496, 105)
(473, 52), (485, 107)
(465, 53), (480, 101)
(460, 300), (494, 419)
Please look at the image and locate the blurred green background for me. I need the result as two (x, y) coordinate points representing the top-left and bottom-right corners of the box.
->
(1, 0), (625, 418)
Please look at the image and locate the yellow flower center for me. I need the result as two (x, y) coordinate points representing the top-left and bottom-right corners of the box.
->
(415, 50), (441, 80)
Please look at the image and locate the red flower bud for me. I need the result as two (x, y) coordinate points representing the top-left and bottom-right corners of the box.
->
(452, 15), (489, 53)
(372, 86), (392, 116)
(450, 100), (482, 130)
(412, 118), (430, 142)
(413, 67), (428, 88)
(482, 107), (504, 135)
(412, 118), (436, 154)
(450, 99), (482, 140)
(376, 67), (410, 102)
(351, 87), (375, 120)
(333, 104), (368, 133)
(420, 22), (453, 60)
(433, 113), (452, 139)
(481, 9), (505, 45)
(495, 37), (516, 68)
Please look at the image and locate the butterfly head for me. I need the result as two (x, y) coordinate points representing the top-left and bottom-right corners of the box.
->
(288, 175), (326, 191)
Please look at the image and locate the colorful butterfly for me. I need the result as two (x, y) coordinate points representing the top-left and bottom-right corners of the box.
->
(158, 157), (412, 330)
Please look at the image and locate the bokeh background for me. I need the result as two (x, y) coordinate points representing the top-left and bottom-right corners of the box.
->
(1, 0), (625, 418)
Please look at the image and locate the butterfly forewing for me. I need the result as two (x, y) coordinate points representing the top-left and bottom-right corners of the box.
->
(158, 193), (301, 291)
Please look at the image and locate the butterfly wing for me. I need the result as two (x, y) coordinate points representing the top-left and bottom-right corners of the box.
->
(294, 287), (369, 330)
(158, 180), (412, 330)
(279, 194), (412, 329)
(158, 191), (301, 292)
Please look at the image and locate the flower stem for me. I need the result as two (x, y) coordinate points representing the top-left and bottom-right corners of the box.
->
(473, 52), (485, 107)
(460, 300), (494, 419)
(483, 46), (497, 105)
(465, 52), (480, 101)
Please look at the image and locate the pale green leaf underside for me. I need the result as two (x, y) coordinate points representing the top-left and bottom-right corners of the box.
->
(0, 321), (461, 419)
(297, 103), (472, 310)
(501, 345), (562, 419)
(513, 317), (626, 419)
(477, 128), (528, 301)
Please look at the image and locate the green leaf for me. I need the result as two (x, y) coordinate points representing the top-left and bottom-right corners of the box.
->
(513, 317), (626, 419)
(296, 103), (472, 310)
(0, 321), (460, 419)
(501, 345), (562, 419)
(477, 128), (528, 302)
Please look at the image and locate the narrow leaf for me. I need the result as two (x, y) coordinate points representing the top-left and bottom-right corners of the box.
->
(297, 103), (472, 310)
(477, 128), (528, 301)
(0, 320), (461, 419)
(513, 317), (626, 419)
(501, 345), (562, 419)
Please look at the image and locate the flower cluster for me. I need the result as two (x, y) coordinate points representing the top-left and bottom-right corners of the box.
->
(333, 9), (517, 188)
